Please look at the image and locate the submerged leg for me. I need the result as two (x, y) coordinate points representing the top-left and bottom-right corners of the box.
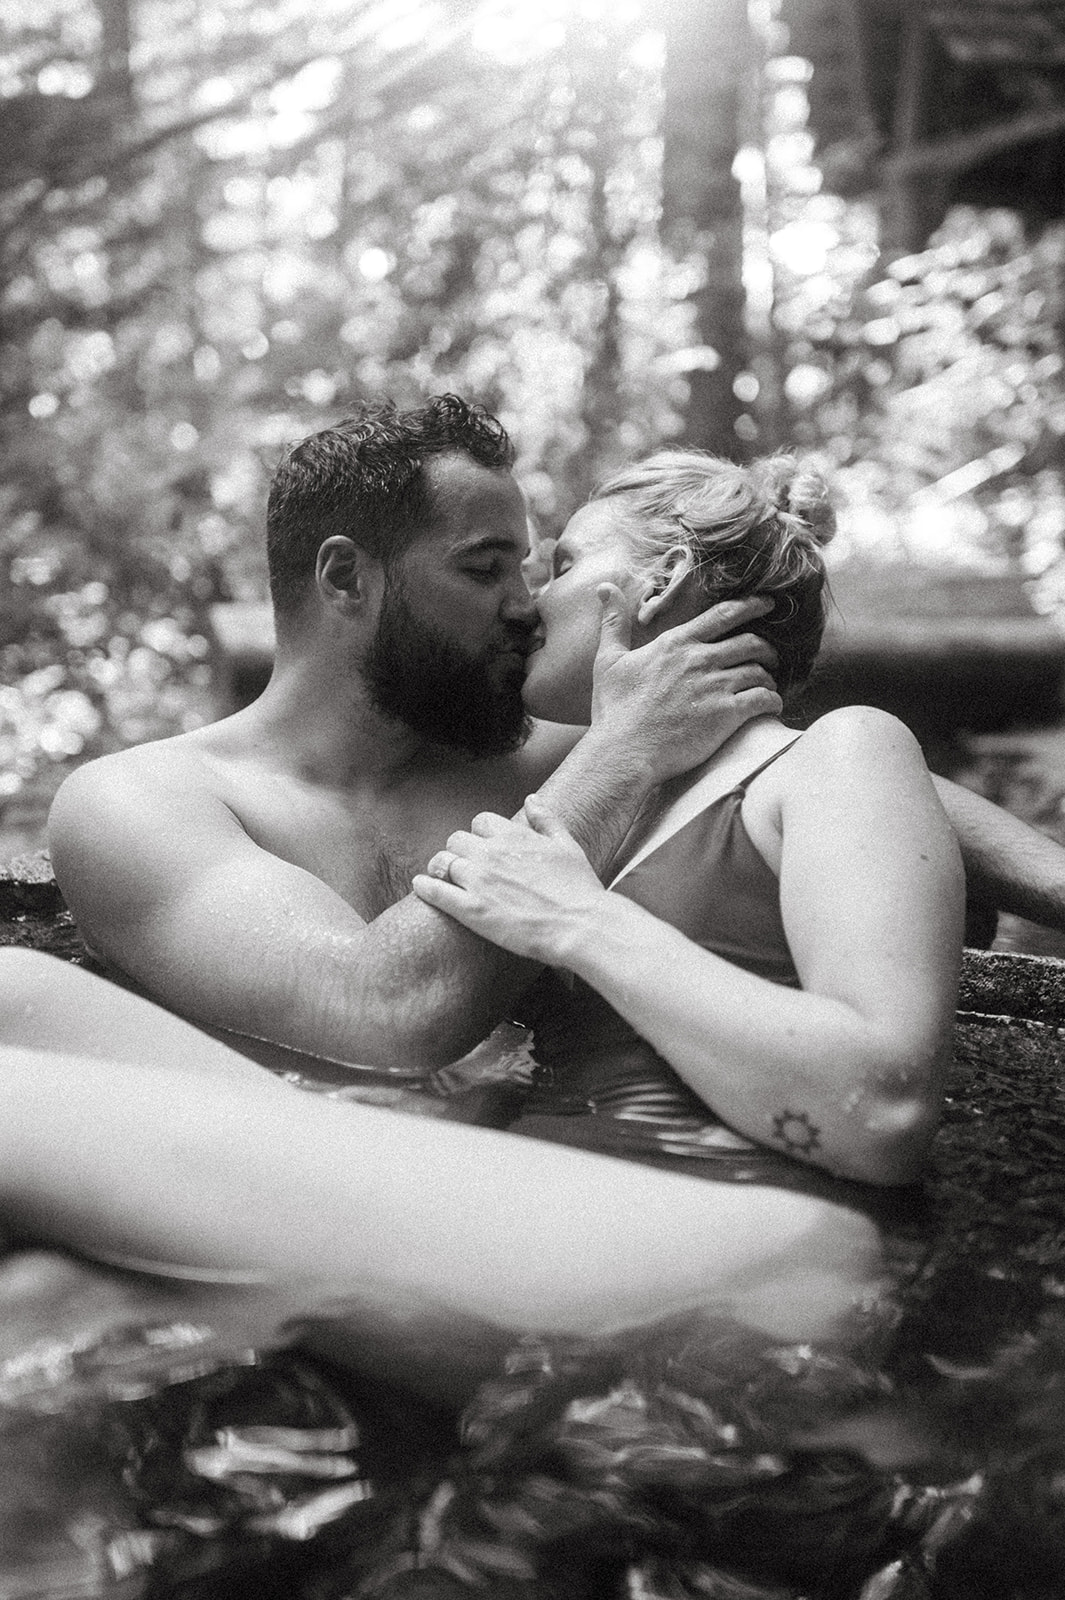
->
(0, 1036), (884, 1404)
(0, 948), (472, 1101)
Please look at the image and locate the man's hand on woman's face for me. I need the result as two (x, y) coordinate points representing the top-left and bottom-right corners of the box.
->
(591, 589), (782, 782)
(412, 797), (607, 967)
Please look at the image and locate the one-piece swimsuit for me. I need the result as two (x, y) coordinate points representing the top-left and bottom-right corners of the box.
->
(512, 739), (925, 1226)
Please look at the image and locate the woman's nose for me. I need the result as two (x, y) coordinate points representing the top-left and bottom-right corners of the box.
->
(521, 543), (553, 598)
(502, 581), (540, 624)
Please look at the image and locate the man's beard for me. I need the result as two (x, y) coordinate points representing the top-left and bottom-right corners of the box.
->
(362, 576), (533, 758)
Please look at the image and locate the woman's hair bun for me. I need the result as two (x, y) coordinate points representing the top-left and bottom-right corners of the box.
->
(591, 445), (835, 702)
(757, 455), (836, 548)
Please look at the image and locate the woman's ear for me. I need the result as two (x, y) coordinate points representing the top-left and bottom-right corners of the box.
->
(316, 536), (380, 612)
(636, 546), (696, 626)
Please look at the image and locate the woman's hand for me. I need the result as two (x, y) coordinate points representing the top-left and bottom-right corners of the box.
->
(412, 796), (608, 966)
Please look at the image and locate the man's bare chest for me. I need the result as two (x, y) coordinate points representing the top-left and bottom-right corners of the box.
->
(223, 767), (522, 921)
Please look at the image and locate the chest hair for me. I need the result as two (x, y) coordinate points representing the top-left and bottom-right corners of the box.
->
(362, 835), (425, 921)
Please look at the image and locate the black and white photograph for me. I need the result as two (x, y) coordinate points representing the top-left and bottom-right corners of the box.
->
(3, 2), (1065, 1596)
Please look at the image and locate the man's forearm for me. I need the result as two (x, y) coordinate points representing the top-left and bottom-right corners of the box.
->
(534, 723), (657, 877)
(934, 775), (1065, 928)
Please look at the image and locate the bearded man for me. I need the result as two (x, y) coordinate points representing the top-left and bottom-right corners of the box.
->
(48, 395), (1065, 1072)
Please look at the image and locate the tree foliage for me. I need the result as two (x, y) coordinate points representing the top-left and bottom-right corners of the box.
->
(4, 0), (1065, 843)
(1, 0), (690, 825)
(753, 55), (1065, 592)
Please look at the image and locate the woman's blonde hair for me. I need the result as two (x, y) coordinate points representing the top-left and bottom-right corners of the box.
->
(592, 450), (836, 699)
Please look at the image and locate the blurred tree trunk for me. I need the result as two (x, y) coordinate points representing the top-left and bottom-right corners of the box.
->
(96, 0), (135, 109)
(581, 33), (630, 483)
(879, 8), (951, 256)
(95, 0), (142, 411)
(661, 0), (751, 456)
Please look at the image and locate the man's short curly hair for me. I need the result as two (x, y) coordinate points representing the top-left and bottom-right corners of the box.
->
(266, 394), (514, 617)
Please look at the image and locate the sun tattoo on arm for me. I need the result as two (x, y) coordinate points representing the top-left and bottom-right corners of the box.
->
(771, 1109), (822, 1158)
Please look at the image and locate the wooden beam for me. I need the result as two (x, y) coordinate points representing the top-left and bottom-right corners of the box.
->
(884, 102), (1065, 179)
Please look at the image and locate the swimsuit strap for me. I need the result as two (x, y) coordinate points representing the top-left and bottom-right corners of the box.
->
(731, 735), (803, 796)
(611, 735), (803, 890)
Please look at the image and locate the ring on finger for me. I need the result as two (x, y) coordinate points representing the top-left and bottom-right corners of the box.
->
(428, 850), (457, 882)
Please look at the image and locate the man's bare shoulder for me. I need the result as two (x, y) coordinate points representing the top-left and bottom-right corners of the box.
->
(47, 722), (256, 886)
(47, 717), (298, 979)
(51, 727), (231, 825)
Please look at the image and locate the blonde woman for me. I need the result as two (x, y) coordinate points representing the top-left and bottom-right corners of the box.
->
(414, 450), (962, 1204)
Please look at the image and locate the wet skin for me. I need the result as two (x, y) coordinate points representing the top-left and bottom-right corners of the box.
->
(49, 448), (1061, 1078)
(183, 455), (551, 916)
(0, 951), (889, 1410)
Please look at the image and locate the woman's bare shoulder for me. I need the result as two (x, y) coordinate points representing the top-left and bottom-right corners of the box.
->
(772, 709), (954, 866)
(801, 703), (920, 746)
(789, 706), (927, 777)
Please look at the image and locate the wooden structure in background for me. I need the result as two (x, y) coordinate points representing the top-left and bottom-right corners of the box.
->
(782, 0), (1065, 251)
(207, 584), (1065, 737)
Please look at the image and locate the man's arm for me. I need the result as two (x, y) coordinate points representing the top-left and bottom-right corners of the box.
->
(50, 599), (781, 1072)
(530, 589), (785, 872)
(933, 774), (1065, 931)
(49, 753), (529, 1070)
(40, 725), (673, 1073)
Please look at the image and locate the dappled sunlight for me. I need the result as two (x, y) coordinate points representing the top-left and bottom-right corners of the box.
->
(473, 0), (649, 63)
(4, 0), (1065, 840)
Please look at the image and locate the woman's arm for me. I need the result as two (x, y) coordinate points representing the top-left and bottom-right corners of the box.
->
(600, 708), (962, 1184)
(414, 709), (964, 1186)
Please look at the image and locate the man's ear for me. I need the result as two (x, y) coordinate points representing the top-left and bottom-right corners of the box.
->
(636, 546), (696, 626)
(315, 537), (381, 612)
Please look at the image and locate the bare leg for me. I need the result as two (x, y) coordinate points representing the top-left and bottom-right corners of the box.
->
(0, 1035), (884, 1405)
(0, 949), (465, 1107)
(0, 949), (268, 1084)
